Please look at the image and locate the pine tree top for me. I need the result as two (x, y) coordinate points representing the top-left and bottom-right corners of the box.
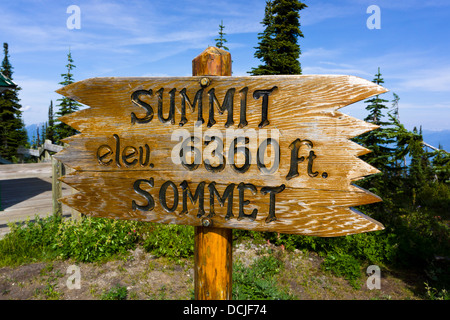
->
(55, 50), (81, 144)
(1, 43), (13, 79)
(364, 67), (389, 125)
(59, 51), (76, 87)
(215, 20), (229, 51)
(251, 0), (307, 75)
(0, 42), (27, 160)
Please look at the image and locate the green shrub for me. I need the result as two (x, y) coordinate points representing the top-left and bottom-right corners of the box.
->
(322, 253), (362, 289)
(0, 216), (140, 265)
(233, 255), (292, 300)
(143, 224), (194, 260)
(425, 282), (450, 300)
(52, 217), (139, 262)
(101, 284), (128, 300)
(0, 215), (62, 266)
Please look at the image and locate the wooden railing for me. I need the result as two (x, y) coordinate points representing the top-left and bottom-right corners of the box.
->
(16, 141), (81, 219)
(17, 140), (64, 163)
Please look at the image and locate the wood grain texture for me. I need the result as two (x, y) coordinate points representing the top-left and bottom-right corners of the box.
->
(54, 131), (379, 191)
(194, 225), (232, 299)
(192, 46), (232, 77)
(54, 63), (388, 236)
(192, 47), (232, 301)
(56, 75), (385, 134)
(59, 171), (381, 237)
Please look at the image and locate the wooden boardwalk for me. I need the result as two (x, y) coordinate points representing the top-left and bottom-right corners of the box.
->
(0, 163), (73, 238)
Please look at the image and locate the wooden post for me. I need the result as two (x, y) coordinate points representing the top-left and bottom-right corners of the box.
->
(193, 47), (233, 300)
(52, 156), (62, 216)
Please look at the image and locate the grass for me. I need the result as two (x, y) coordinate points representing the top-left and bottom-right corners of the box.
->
(142, 224), (194, 261)
(232, 253), (293, 300)
(101, 284), (128, 300)
(321, 253), (362, 289)
(0, 215), (140, 266)
(0, 215), (448, 300)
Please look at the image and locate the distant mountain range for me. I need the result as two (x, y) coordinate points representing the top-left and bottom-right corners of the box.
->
(24, 124), (449, 152)
(422, 130), (450, 151)
(25, 123), (44, 143)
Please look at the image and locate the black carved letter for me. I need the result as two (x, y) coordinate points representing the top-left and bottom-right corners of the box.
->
(159, 180), (179, 213)
(132, 178), (155, 211)
(238, 87), (248, 128)
(139, 144), (150, 167)
(180, 180), (206, 217)
(229, 137), (251, 174)
(286, 139), (313, 180)
(207, 88), (235, 128)
(113, 134), (121, 168)
(257, 138), (280, 175)
(307, 150), (319, 177)
(131, 89), (153, 124)
(157, 88), (176, 125)
(122, 146), (138, 167)
(253, 86), (277, 128)
(204, 136), (226, 173)
(237, 182), (257, 221)
(261, 184), (285, 223)
(208, 182), (235, 219)
(179, 136), (201, 171)
(97, 145), (113, 166)
(179, 88), (204, 126)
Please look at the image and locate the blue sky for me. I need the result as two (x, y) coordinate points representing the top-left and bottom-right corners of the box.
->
(1, 0), (450, 131)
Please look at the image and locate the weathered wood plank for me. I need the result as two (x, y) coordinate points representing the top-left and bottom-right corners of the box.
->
(192, 47), (233, 301)
(58, 171), (382, 236)
(60, 190), (382, 237)
(55, 72), (387, 236)
(55, 132), (379, 191)
(60, 171), (381, 206)
(56, 75), (387, 134)
(52, 157), (62, 216)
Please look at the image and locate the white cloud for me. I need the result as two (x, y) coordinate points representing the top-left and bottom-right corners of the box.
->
(399, 102), (450, 110)
(302, 47), (342, 59)
(396, 66), (450, 93)
(14, 77), (60, 126)
(303, 63), (372, 77)
(302, 2), (357, 26)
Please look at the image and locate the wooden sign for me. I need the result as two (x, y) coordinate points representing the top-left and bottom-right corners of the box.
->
(55, 74), (387, 237)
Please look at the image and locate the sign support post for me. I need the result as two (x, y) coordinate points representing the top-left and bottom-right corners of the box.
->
(192, 47), (233, 300)
(54, 47), (388, 302)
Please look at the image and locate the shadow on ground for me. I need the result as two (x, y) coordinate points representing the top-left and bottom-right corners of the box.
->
(0, 178), (52, 211)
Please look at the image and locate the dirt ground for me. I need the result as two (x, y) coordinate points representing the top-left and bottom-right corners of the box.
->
(0, 241), (424, 300)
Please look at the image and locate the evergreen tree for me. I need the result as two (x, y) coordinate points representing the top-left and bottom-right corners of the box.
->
(355, 68), (396, 174)
(215, 20), (229, 51)
(46, 100), (55, 142)
(407, 127), (429, 205)
(251, 0), (276, 75)
(36, 126), (40, 147)
(0, 43), (27, 161)
(431, 147), (450, 184)
(384, 112), (409, 178)
(44, 122), (48, 142)
(40, 123), (46, 145)
(250, 0), (307, 75)
(391, 92), (400, 121)
(364, 68), (390, 125)
(55, 50), (81, 144)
